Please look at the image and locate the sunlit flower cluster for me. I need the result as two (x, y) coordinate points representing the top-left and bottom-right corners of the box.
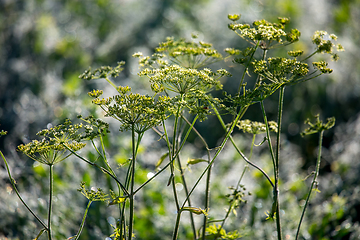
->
(312, 61), (333, 74)
(152, 37), (223, 69)
(139, 64), (228, 95)
(228, 16), (300, 48)
(236, 119), (278, 134)
(88, 86), (172, 133)
(312, 31), (344, 61)
(17, 119), (88, 165)
(252, 57), (309, 84)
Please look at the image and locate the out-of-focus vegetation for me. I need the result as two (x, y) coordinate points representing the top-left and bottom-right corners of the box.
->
(1, 0), (360, 239)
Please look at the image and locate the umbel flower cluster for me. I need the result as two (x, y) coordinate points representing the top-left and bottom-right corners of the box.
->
(17, 118), (109, 165)
(17, 120), (86, 165)
(89, 85), (172, 133)
(236, 119), (278, 135)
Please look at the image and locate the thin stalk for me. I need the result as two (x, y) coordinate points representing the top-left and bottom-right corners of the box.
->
(182, 105), (246, 209)
(295, 130), (324, 239)
(176, 118), (197, 239)
(98, 132), (124, 225)
(47, 164), (54, 240)
(211, 102), (274, 188)
(216, 134), (254, 238)
(301, 50), (319, 62)
(181, 116), (212, 240)
(170, 105), (183, 213)
(260, 101), (276, 179)
(172, 210), (182, 240)
(134, 115), (199, 195)
(74, 200), (92, 240)
(134, 161), (171, 194)
(105, 77), (118, 90)
(274, 86), (285, 240)
(63, 145), (129, 196)
(201, 157), (212, 240)
(128, 125), (136, 239)
(1, 151), (48, 230)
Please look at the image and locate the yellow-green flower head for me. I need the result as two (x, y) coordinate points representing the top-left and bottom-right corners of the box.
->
(312, 61), (333, 74)
(229, 17), (300, 49)
(90, 86), (172, 133)
(252, 57), (309, 84)
(139, 64), (227, 95)
(0, 130), (7, 137)
(236, 119), (278, 134)
(311, 31), (344, 61)
(144, 37), (223, 69)
(228, 14), (241, 22)
(17, 119), (88, 165)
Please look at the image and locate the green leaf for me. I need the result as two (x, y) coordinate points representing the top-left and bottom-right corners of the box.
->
(109, 196), (126, 206)
(155, 152), (169, 168)
(186, 158), (208, 166)
(181, 207), (207, 215)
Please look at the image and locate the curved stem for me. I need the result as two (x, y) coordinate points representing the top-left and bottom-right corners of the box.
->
(182, 106), (246, 209)
(74, 200), (92, 240)
(260, 101), (276, 180)
(295, 130), (324, 239)
(1, 151), (48, 230)
(211, 102), (274, 188)
(63, 145), (129, 196)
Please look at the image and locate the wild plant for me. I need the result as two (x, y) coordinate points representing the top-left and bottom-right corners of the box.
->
(0, 14), (343, 240)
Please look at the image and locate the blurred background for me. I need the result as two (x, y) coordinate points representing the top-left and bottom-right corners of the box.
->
(1, 0), (360, 239)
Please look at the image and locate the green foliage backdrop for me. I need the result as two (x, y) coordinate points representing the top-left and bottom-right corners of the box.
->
(1, 0), (360, 239)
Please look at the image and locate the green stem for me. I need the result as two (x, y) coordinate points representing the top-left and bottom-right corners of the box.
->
(301, 50), (319, 62)
(105, 77), (118, 90)
(211, 102), (274, 188)
(215, 134), (254, 239)
(172, 210), (182, 240)
(175, 120), (197, 239)
(170, 105), (183, 213)
(128, 125), (136, 239)
(182, 106), (246, 210)
(74, 200), (92, 240)
(260, 101), (276, 180)
(63, 145), (129, 196)
(274, 86), (285, 240)
(181, 116), (212, 240)
(48, 164), (54, 240)
(295, 130), (324, 239)
(201, 160), (211, 240)
(0, 151), (48, 230)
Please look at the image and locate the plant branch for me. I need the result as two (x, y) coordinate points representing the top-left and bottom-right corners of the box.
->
(295, 130), (324, 239)
(0, 151), (48, 230)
